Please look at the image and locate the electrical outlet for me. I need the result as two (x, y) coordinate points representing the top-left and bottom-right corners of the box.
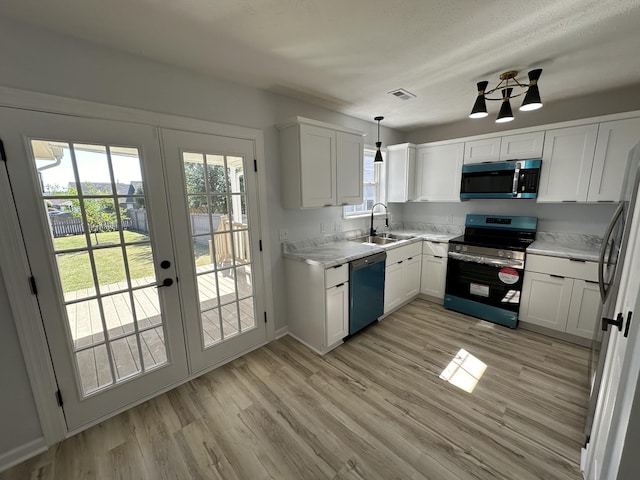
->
(320, 223), (326, 233)
(447, 215), (454, 224)
(278, 229), (289, 241)
(334, 222), (342, 232)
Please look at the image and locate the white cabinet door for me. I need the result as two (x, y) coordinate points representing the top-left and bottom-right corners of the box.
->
(384, 262), (404, 314)
(415, 143), (464, 202)
(519, 272), (572, 330)
(403, 256), (421, 300)
(537, 124), (598, 203)
(326, 282), (349, 346)
(336, 131), (364, 205)
(420, 254), (447, 299)
(299, 124), (336, 207)
(387, 143), (416, 203)
(588, 117), (640, 203)
(566, 280), (601, 338)
(463, 137), (501, 164)
(499, 131), (545, 160)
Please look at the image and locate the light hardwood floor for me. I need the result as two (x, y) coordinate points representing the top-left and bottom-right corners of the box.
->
(2, 299), (589, 479)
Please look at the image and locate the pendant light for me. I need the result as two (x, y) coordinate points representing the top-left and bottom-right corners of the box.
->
(469, 69), (543, 122)
(374, 116), (384, 163)
(495, 88), (514, 123)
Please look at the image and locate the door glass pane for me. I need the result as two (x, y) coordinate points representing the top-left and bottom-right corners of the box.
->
(110, 335), (142, 381)
(31, 139), (169, 397)
(181, 150), (257, 349)
(140, 327), (167, 370)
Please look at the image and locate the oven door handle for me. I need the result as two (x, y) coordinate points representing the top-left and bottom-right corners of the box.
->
(448, 251), (524, 269)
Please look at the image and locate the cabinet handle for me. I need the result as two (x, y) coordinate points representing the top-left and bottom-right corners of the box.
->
(324, 204), (332, 207)
(597, 200), (614, 203)
(585, 280), (598, 284)
(562, 200), (577, 203)
(549, 274), (565, 279)
(333, 264), (342, 269)
(569, 258), (586, 263)
(434, 255), (443, 259)
(407, 257), (413, 261)
(335, 283), (345, 288)
(398, 260), (403, 264)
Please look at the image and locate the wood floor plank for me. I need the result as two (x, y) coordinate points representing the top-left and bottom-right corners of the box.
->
(1, 299), (588, 480)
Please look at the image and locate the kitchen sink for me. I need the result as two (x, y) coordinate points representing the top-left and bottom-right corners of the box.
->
(351, 235), (401, 245)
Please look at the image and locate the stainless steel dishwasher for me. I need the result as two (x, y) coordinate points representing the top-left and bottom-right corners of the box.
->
(348, 251), (386, 336)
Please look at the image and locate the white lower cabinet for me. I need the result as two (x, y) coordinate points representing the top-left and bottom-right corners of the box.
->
(519, 272), (573, 331)
(325, 282), (349, 346)
(519, 254), (599, 340)
(566, 279), (601, 338)
(384, 242), (422, 314)
(420, 255), (447, 299)
(284, 259), (349, 354)
(420, 241), (448, 300)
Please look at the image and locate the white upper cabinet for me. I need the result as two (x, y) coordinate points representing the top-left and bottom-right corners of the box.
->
(298, 124), (336, 207)
(537, 124), (599, 203)
(386, 143), (416, 202)
(463, 132), (544, 164)
(587, 117), (640, 203)
(499, 131), (545, 160)
(415, 143), (464, 202)
(463, 137), (501, 164)
(336, 131), (364, 205)
(279, 117), (364, 209)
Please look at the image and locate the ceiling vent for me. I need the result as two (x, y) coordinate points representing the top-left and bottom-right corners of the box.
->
(388, 88), (416, 101)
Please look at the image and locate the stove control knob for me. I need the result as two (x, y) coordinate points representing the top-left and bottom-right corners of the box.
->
(455, 245), (461, 252)
(462, 246), (468, 252)
(498, 250), (504, 257)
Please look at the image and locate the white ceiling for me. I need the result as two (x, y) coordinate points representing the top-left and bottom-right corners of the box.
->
(1, 0), (640, 131)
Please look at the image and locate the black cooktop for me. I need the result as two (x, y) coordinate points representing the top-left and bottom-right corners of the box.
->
(449, 229), (536, 252)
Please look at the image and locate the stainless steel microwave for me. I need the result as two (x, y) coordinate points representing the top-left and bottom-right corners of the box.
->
(460, 159), (542, 199)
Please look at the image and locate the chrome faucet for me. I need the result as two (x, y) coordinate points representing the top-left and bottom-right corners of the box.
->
(369, 203), (388, 236)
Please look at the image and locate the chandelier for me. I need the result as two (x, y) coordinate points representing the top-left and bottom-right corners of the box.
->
(469, 69), (543, 123)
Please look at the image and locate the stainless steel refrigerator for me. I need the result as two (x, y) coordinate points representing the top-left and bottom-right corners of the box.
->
(585, 141), (640, 442)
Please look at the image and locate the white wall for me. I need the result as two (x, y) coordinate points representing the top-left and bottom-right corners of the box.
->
(0, 270), (42, 455)
(402, 200), (616, 236)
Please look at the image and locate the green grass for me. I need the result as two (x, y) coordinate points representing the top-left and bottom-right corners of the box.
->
(55, 231), (155, 292)
(54, 231), (214, 292)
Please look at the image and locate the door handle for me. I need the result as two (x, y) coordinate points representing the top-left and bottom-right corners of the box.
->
(624, 311), (633, 338)
(156, 278), (174, 288)
(602, 312), (624, 332)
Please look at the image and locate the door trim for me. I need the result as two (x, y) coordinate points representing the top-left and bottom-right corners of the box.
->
(0, 86), (274, 450)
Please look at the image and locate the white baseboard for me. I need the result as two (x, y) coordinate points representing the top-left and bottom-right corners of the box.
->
(0, 437), (47, 473)
(275, 326), (289, 339)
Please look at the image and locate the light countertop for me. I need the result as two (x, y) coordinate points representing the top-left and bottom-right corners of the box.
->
(526, 232), (602, 262)
(282, 227), (603, 267)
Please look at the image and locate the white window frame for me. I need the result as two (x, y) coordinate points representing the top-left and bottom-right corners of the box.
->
(342, 146), (386, 219)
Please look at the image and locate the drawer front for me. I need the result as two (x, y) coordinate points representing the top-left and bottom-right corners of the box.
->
(525, 254), (598, 282)
(325, 263), (349, 288)
(422, 240), (448, 258)
(386, 241), (423, 265)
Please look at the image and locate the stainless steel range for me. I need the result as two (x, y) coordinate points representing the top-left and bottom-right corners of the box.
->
(444, 214), (538, 328)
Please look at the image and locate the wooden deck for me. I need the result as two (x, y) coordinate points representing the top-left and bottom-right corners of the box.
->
(67, 267), (256, 395)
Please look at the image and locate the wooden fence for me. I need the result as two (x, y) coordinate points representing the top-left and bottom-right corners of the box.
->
(50, 216), (133, 238)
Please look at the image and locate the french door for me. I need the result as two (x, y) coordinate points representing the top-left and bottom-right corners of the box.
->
(0, 108), (266, 431)
(162, 129), (266, 373)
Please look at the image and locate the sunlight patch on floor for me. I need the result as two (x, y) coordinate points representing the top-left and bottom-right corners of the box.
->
(439, 348), (487, 393)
